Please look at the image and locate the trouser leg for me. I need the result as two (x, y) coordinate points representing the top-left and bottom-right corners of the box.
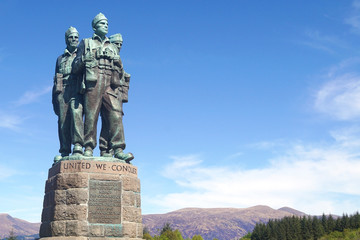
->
(70, 94), (84, 147)
(102, 86), (125, 151)
(99, 111), (109, 152)
(83, 74), (105, 150)
(109, 110), (125, 150)
(57, 93), (71, 155)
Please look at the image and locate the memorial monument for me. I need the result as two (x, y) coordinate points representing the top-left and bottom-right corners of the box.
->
(39, 13), (142, 239)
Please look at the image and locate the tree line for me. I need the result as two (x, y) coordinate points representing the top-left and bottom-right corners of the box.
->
(242, 212), (360, 240)
(143, 223), (214, 240)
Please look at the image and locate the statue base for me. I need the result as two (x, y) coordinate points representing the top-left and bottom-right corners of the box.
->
(39, 159), (142, 239)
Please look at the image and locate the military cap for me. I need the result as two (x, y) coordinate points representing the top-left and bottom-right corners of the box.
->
(65, 26), (79, 38)
(92, 13), (108, 28)
(109, 33), (123, 43)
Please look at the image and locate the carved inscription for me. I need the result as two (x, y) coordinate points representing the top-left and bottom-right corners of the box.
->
(88, 180), (121, 224)
(49, 160), (138, 178)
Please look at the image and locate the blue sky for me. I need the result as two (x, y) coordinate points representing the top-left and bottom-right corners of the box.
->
(1, 0), (360, 223)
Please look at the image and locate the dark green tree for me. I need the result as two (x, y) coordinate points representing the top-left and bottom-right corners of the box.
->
(301, 216), (313, 240)
(341, 214), (350, 230)
(251, 223), (267, 240)
(334, 218), (343, 232)
(287, 216), (301, 240)
(312, 216), (325, 239)
(160, 223), (173, 235)
(327, 215), (336, 233)
(350, 211), (360, 229)
(321, 214), (328, 234)
(5, 230), (17, 240)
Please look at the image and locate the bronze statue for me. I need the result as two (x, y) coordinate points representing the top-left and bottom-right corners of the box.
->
(72, 13), (133, 162)
(99, 33), (131, 158)
(52, 27), (84, 162)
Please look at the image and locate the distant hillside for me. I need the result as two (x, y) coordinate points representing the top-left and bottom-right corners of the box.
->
(278, 206), (307, 216)
(143, 205), (306, 240)
(0, 214), (40, 239)
(0, 206), (307, 240)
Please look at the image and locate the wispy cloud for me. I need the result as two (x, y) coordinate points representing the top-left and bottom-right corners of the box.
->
(298, 30), (347, 54)
(14, 86), (52, 106)
(315, 73), (360, 120)
(149, 134), (360, 215)
(330, 126), (360, 148)
(314, 59), (360, 121)
(0, 111), (23, 130)
(345, 0), (360, 34)
(247, 139), (286, 151)
(325, 58), (360, 78)
(0, 165), (17, 180)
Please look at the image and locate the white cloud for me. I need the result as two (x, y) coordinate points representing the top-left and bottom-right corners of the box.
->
(325, 58), (360, 78)
(345, 0), (360, 33)
(14, 86), (52, 106)
(149, 133), (360, 216)
(330, 126), (360, 148)
(0, 112), (23, 130)
(314, 58), (360, 121)
(314, 73), (360, 120)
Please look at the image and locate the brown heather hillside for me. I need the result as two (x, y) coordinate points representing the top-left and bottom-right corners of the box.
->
(278, 206), (307, 216)
(0, 206), (306, 240)
(0, 214), (40, 238)
(142, 205), (306, 240)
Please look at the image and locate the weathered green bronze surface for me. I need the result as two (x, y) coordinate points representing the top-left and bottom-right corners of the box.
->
(53, 13), (133, 163)
(99, 33), (131, 160)
(52, 27), (84, 162)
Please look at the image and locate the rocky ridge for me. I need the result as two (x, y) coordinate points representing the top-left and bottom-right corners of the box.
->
(0, 214), (40, 238)
(143, 205), (306, 240)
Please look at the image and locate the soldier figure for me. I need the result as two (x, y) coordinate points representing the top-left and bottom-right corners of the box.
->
(72, 13), (133, 162)
(109, 34), (131, 104)
(52, 27), (84, 161)
(99, 33), (131, 158)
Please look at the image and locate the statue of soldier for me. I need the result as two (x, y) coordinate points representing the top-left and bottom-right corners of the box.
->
(52, 27), (84, 161)
(99, 33), (132, 159)
(72, 13), (133, 162)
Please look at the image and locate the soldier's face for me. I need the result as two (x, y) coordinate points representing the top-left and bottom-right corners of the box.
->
(67, 33), (79, 48)
(113, 41), (123, 52)
(95, 20), (108, 36)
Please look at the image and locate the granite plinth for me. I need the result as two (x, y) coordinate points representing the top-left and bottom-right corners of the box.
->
(39, 159), (142, 240)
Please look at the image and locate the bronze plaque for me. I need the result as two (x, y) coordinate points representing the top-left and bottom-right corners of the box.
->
(88, 180), (122, 224)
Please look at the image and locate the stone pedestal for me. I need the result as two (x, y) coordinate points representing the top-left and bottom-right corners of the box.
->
(39, 159), (142, 240)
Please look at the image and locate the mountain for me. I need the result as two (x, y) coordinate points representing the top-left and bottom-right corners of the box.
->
(0, 205), (307, 240)
(278, 206), (307, 216)
(142, 205), (307, 240)
(0, 214), (40, 239)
